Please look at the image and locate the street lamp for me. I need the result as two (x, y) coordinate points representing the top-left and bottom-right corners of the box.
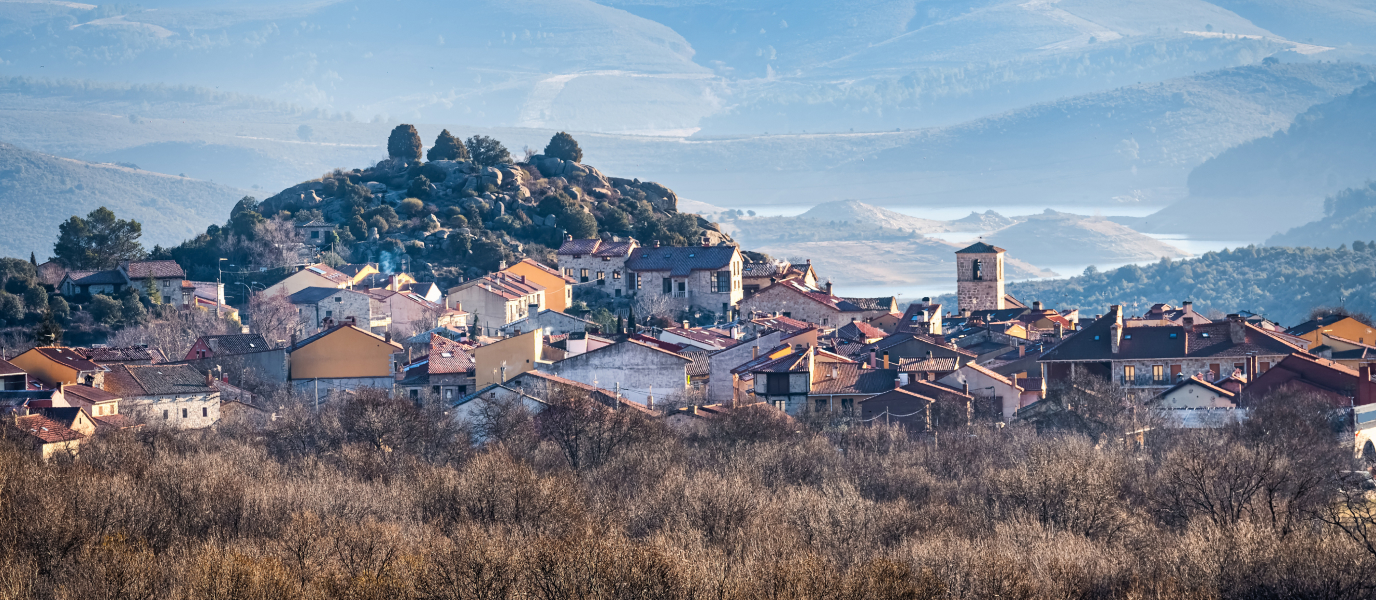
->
(217, 258), (228, 318)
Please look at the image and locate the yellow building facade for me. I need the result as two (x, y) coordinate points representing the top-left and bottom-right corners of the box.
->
(475, 329), (544, 387)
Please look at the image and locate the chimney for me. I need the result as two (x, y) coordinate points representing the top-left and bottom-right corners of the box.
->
(205, 370), (213, 387)
(702, 236), (710, 247)
(922, 297), (931, 304)
(962, 381), (969, 395)
(499, 260), (507, 271)
(384, 331), (392, 343)
(825, 281), (833, 295)
(1182, 300), (1193, 314)
(1228, 314), (1245, 344)
(1183, 317), (1195, 333)
(900, 372), (910, 385)
(1054, 322), (1064, 338)
(882, 351), (890, 369)
(1033, 301), (1042, 311)
(564, 233), (573, 241)
(689, 404), (697, 415)
(653, 240), (661, 248)
(869, 348), (877, 369)
(1019, 345), (1026, 358)
(1360, 364), (1374, 407)
(752, 345), (759, 359)
(895, 378), (902, 389)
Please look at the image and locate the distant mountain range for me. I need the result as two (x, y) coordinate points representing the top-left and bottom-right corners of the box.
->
(0, 143), (244, 260)
(1125, 80), (1376, 240)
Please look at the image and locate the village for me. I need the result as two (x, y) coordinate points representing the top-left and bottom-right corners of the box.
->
(5, 233), (1375, 461)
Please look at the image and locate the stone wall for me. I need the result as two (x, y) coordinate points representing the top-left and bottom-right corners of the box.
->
(124, 392), (221, 429)
(543, 342), (689, 406)
(739, 284), (862, 327)
(956, 252), (1005, 312)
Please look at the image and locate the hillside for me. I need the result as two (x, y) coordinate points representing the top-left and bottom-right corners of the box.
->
(1128, 80), (1376, 240)
(981, 210), (1192, 265)
(968, 245), (1376, 326)
(1267, 182), (1376, 248)
(0, 143), (245, 259)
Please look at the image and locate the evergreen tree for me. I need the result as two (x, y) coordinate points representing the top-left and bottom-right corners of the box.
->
(427, 129), (469, 161)
(387, 124), (423, 161)
(466, 135), (512, 168)
(33, 308), (62, 346)
(558, 210), (598, 240)
(53, 207), (146, 269)
(144, 274), (163, 304)
(615, 315), (624, 335)
(28, 252), (36, 267)
(544, 131), (583, 163)
(627, 305), (636, 335)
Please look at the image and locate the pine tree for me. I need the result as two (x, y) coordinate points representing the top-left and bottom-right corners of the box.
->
(466, 135), (512, 168)
(627, 305), (636, 335)
(33, 308), (62, 346)
(144, 275), (162, 304)
(615, 315), (624, 335)
(29, 252), (36, 267)
(427, 129), (469, 161)
(544, 131), (583, 163)
(387, 124), (423, 161)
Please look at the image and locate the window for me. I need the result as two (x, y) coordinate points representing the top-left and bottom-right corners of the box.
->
(715, 271), (731, 293)
(677, 281), (686, 293)
(612, 270), (621, 280)
(774, 400), (786, 411)
(410, 389), (419, 399)
(973, 259), (983, 280)
(1123, 365), (1135, 383)
(325, 310), (333, 317)
(202, 407), (208, 418)
(580, 268), (589, 283)
(1260, 361), (1270, 373)
(815, 398), (827, 412)
(841, 398), (854, 413)
(458, 385), (468, 394)
(311, 230), (320, 239)
(1234, 363), (1245, 375)
(182, 408), (188, 419)
(782, 312), (792, 318)
(615, 289), (621, 297)
(766, 373), (790, 395)
(663, 278), (672, 294)
(823, 318), (829, 325)
(163, 410), (169, 420)
(596, 271), (605, 285)
(1152, 365), (1164, 384)
(1170, 365), (1181, 381)
(1209, 364), (1220, 377)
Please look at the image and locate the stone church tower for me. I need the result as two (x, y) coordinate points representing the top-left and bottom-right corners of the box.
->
(956, 242), (1006, 313)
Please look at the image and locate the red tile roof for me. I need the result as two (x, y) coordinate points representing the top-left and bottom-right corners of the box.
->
(460, 272), (546, 301)
(122, 260), (185, 279)
(512, 258), (577, 283)
(556, 238), (603, 256)
(15, 414), (85, 443)
(429, 335), (475, 374)
(30, 347), (102, 373)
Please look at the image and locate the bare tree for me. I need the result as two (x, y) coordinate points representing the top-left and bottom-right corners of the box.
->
(250, 291), (299, 346)
(535, 388), (646, 471)
(108, 309), (237, 360)
(222, 215), (304, 269)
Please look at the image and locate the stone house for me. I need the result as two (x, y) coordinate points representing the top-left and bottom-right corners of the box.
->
(183, 334), (289, 386)
(850, 333), (977, 371)
(556, 237), (638, 297)
(741, 259), (818, 298)
(452, 372), (643, 438)
(103, 363), (221, 429)
(288, 325), (403, 402)
(739, 280), (866, 328)
(542, 338), (691, 407)
(743, 345), (888, 415)
(11, 412), (86, 459)
(288, 287), (390, 336)
(857, 380), (975, 430)
(397, 335), (476, 403)
(447, 272), (546, 336)
(58, 269), (128, 297)
(1039, 306), (1303, 391)
(897, 298), (944, 335)
(625, 242), (743, 316)
(295, 218), (337, 246)
(121, 260), (188, 304)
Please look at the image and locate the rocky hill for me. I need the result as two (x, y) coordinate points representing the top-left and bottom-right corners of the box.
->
(1267, 182), (1376, 248)
(1125, 80), (1376, 241)
(980, 210), (1192, 266)
(0, 142), (244, 259)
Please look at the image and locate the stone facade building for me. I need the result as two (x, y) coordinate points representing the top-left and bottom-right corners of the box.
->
(102, 363), (221, 429)
(542, 338), (691, 407)
(956, 242), (1006, 313)
(556, 238), (639, 296)
(738, 280), (866, 328)
(625, 242), (743, 316)
(288, 287), (389, 336)
(446, 272), (546, 336)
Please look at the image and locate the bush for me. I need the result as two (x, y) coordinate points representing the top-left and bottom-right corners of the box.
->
(427, 129), (468, 161)
(50, 295), (70, 321)
(89, 293), (123, 326)
(387, 124), (423, 161)
(22, 286), (46, 313)
(399, 197), (426, 219)
(544, 131), (583, 163)
(0, 290), (22, 324)
(369, 216), (390, 235)
(558, 209), (598, 239)
(466, 135), (512, 168)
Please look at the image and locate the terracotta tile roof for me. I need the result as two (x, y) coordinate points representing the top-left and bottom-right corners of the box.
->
(103, 364), (216, 397)
(556, 238), (603, 256)
(837, 321), (887, 342)
(76, 346), (166, 364)
(855, 333), (977, 359)
(15, 413), (85, 443)
(662, 327), (738, 350)
(810, 364), (902, 395)
(893, 357), (960, 372)
(594, 241), (636, 258)
(771, 280), (864, 313)
(201, 334), (272, 355)
(300, 263), (353, 284)
(122, 260), (185, 279)
(30, 347), (102, 373)
(458, 272), (546, 301)
(626, 245), (736, 277)
(512, 258), (577, 283)
(60, 384), (120, 407)
(65, 269), (126, 286)
(0, 358), (23, 377)
(956, 242), (1005, 254)
(751, 315), (813, 334)
(429, 336), (475, 374)
(94, 414), (139, 430)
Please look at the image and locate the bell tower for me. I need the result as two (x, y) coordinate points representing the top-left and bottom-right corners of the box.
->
(956, 242), (1006, 313)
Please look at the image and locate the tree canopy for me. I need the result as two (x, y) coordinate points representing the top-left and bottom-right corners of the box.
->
(427, 129), (469, 161)
(544, 131), (583, 163)
(387, 124), (423, 161)
(466, 135), (512, 168)
(52, 206), (146, 270)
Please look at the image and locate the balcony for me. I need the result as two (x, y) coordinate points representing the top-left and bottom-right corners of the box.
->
(1123, 374), (1174, 387)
